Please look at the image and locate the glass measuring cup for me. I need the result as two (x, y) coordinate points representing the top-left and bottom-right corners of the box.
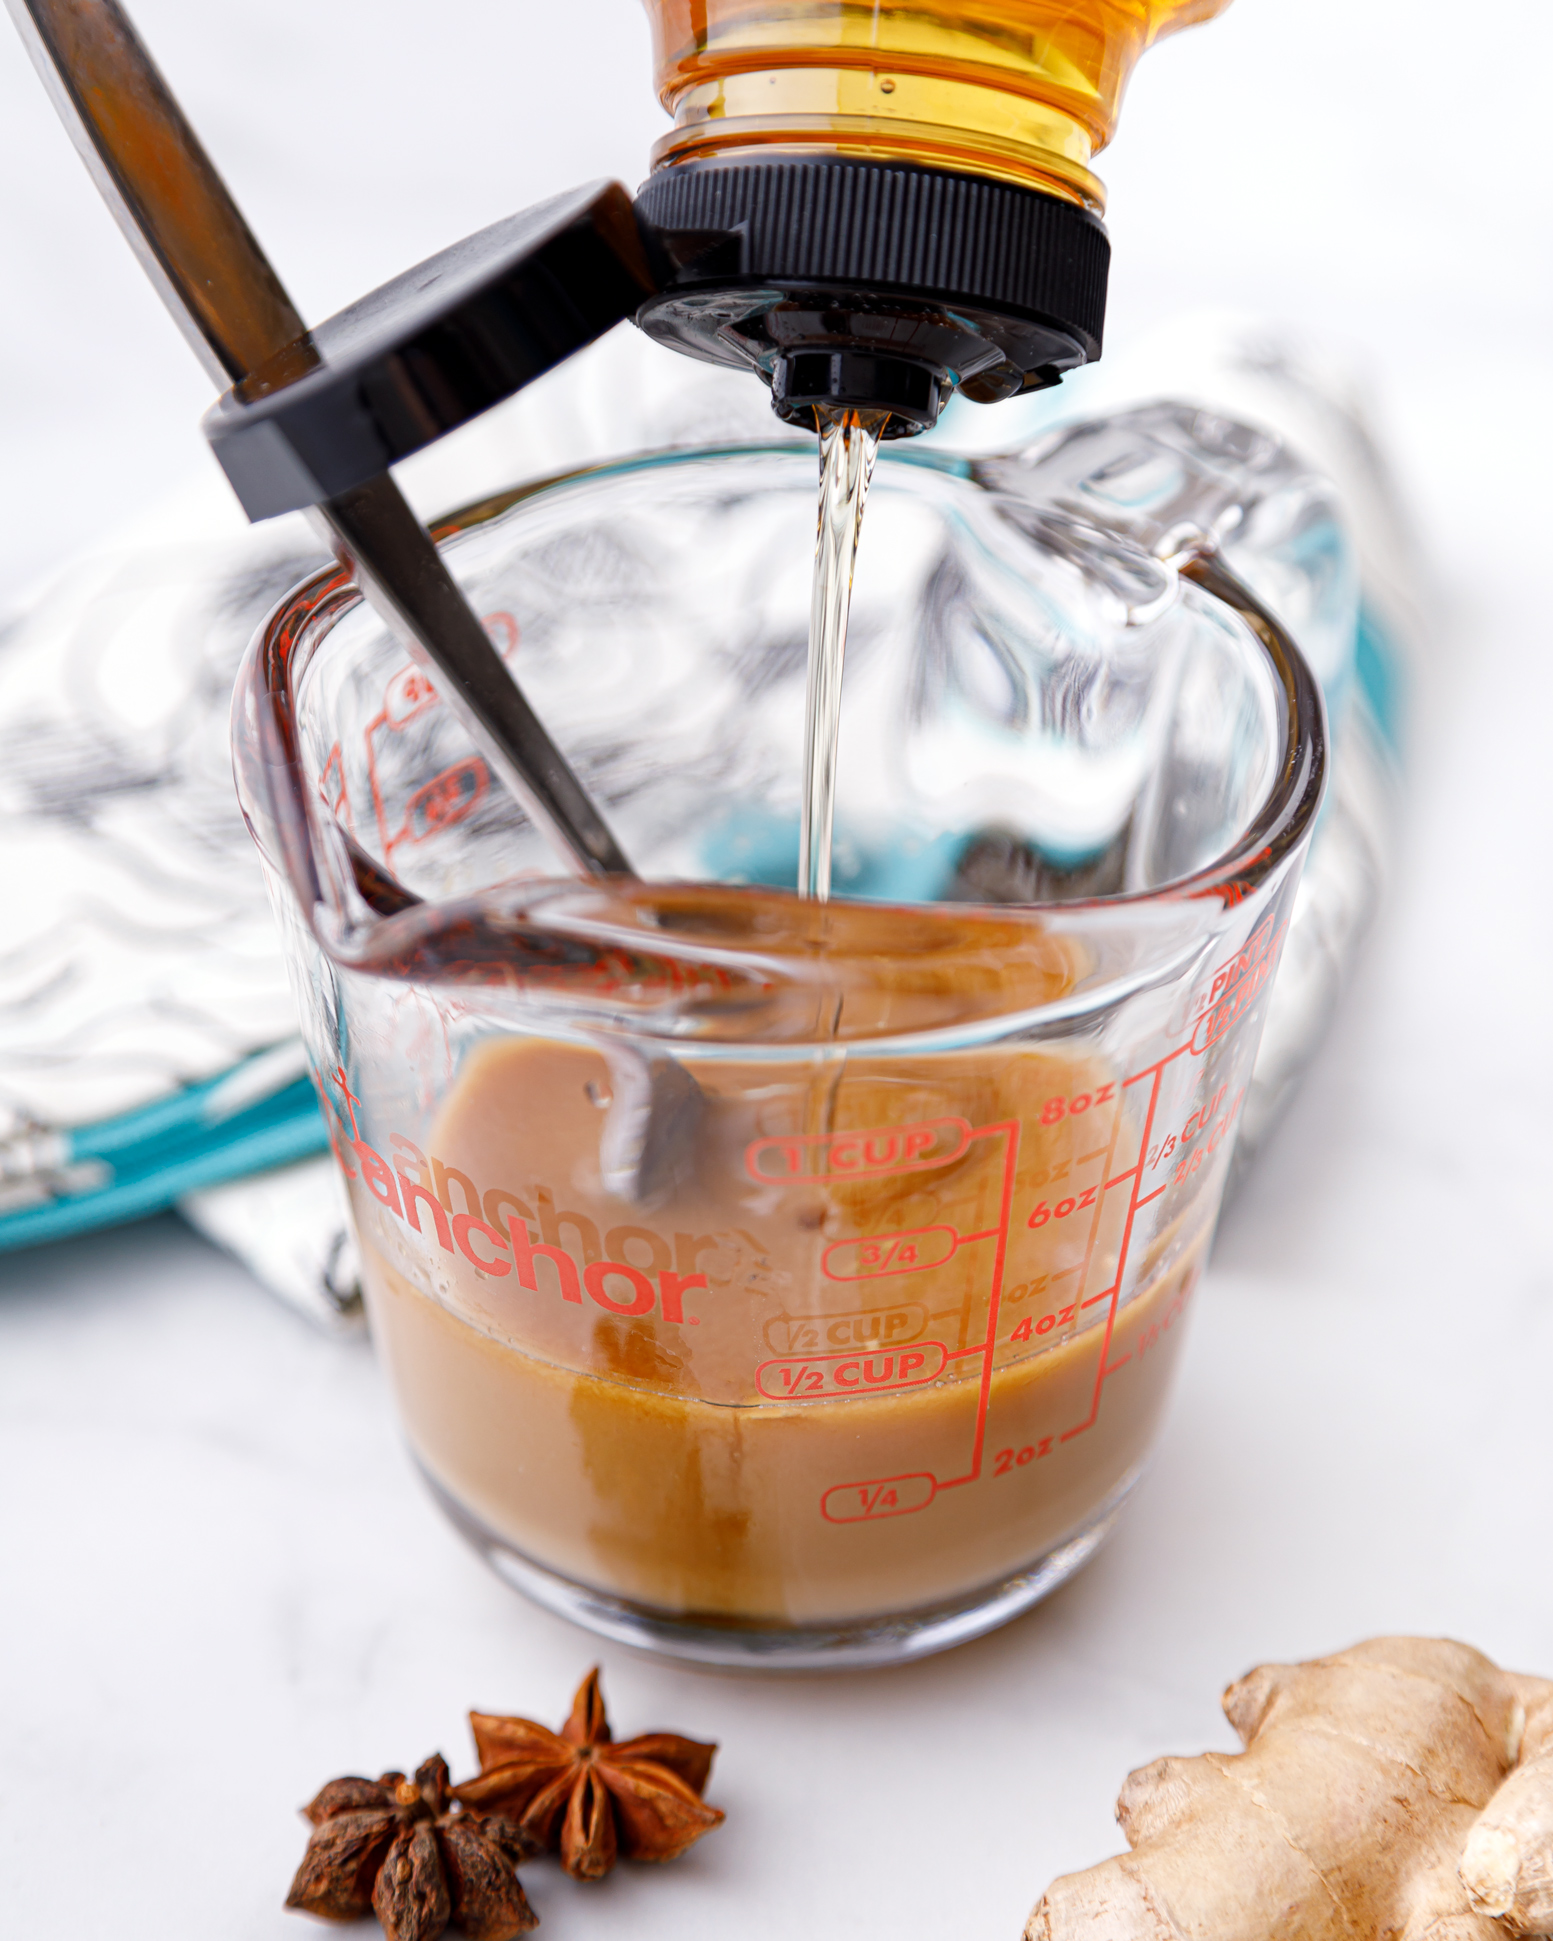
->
(233, 441), (1324, 1668)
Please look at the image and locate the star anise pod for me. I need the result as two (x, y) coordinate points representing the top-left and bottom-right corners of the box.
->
(286, 1752), (539, 1940)
(454, 1668), (725, 1882)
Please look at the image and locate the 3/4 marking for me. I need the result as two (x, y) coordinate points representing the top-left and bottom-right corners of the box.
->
(823, 1225), (958, 1281)
(821, 1473), (936, 1522)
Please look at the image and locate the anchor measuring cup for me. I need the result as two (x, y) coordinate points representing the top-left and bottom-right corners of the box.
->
(233, 440), (1324, 1668)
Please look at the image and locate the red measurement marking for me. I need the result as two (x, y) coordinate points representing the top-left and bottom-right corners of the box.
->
(484, 610), (520, 658)
(745, 1117), (971, 1184)
(821, 1473), (937, 1523)
(823, 1225), (958, 1281)
(1027, 1184), (1099, 1228)
(793, 952), (1270, 1521)
(320, 741), (352, 833)
(764, 1304), (928, 1356)
(361, 615), (515, 860)
(1036, 1082), (1116, 1127)
(384, 663), (439, 729)
(401, 756), (488, 844)
(1190, 959), (1275, 1054)
(1135, 1280), (1194, 1359)
(1009, 1300), (1077, 1345)
(1205, 912), (1283, 1010)
(993, 1438), (1054, 1473)
(1062, 1051), (1188, 1443)
(758, 1341), (946, 1401)
(934, 1120), (1020, 1493)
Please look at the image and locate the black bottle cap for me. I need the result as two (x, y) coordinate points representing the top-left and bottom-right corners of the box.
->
(203, 181), (656, 520)
(633, 157), (1110, 436)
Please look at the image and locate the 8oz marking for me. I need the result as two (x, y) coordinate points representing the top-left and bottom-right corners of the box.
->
(1038, 1083), (1115, 1126)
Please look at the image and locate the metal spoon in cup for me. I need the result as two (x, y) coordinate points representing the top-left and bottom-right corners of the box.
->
(7, 0), (630, 880)
(6, 0), (721, 1203)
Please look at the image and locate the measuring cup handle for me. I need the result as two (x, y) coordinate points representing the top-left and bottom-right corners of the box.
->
(1175, 544), (1328, 894)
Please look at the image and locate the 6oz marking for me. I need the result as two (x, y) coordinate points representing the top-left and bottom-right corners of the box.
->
(1028, 1184), (1098, 1228)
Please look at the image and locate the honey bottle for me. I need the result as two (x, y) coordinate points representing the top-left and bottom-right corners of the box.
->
(635, 1), (1232, 432)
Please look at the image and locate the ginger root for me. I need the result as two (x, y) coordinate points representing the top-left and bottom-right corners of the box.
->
(1026, 1638), (1553, 1940)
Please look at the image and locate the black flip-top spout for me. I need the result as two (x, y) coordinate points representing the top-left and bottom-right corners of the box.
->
(199, 160), (1111, 520)
(203, 181), (659, 519)
(632, 157), (1110, 437)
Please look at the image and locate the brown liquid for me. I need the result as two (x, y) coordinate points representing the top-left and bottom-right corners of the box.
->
(351, 1033), (1207, 1628)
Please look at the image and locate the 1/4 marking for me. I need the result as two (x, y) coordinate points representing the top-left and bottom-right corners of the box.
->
(821, 1473), (937, 1522)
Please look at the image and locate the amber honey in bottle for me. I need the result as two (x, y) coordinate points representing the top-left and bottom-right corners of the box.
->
(641, 1), (1232, 208)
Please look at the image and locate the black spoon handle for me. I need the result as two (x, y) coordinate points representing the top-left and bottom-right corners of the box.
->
(8, 0), (632, 878)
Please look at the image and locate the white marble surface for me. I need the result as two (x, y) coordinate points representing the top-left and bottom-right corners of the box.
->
(4, 2), (1553, 1936)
